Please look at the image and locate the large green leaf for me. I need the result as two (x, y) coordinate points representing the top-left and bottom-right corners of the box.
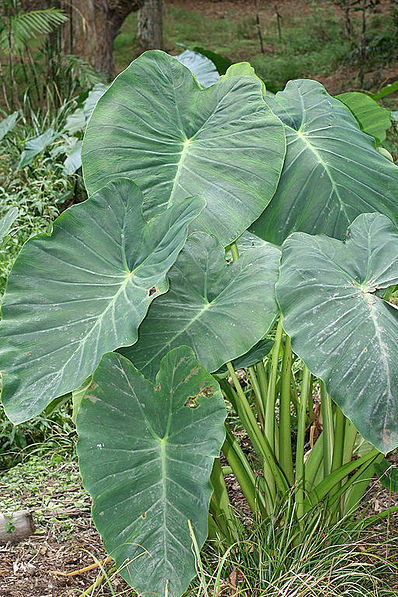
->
(277, 213), (398, 453)
(336, 91), (391, 145)
(250, 80), (398, 245)
(176, 48), (220, 87)
(77, 346), (226, 596)
(0, 179), (204, 424)
(82, 50), (285, 246)
(121, 231), (280, 380)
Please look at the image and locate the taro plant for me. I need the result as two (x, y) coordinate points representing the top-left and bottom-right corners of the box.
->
(0, 51), (398, 596)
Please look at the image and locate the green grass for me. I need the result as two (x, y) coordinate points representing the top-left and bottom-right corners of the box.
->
(114, 3), (351, 87)
(0, 451), (88, 541)
(113, 2), (397, 93)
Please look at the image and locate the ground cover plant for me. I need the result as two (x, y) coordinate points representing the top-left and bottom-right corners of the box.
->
(0, 49), (398, 596)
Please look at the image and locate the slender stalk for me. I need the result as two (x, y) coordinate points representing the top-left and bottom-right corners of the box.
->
(320, 382), (333, 479)
(264, 318), (284, 499)
(226, 362), (289, 497)
(308, 376), (314, 425)
(223, 424), (267, 516)
(210, 458), (236, 542)
(304, 431), (325, 492)
(230, 241), (239, 261)
(295, 365), (311, 520)
(289, 368), (300, 413)
(331, 406), (345, 474)
(329, 405), (346, 518)
(218, 377), (272, 500)
(255, 360), (268, 413)
(342, 418), (357, 466)
(279, 335), (294, 485)
(247, 365), (265, 430)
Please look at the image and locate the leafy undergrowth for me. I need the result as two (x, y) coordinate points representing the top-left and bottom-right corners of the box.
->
(0, 451), (396, 597)
(0, 143), (76, 293)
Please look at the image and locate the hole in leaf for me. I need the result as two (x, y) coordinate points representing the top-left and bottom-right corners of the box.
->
(148, 286), (158, 297)
(199, 383), (216, 398)
(184, 395), (200, 409)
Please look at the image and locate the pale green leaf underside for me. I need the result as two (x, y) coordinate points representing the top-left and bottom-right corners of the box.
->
(0, 111), (18, 141)
(176, 49), (219, 87)
(77, 347), (226, 596)
(250, 80), (398, 245)
(0, 179), (204, 423)
(337, 91), (391, 145)
(277, 213), (398, 453)
(121, 232), (281, 380)
(82, 50), (286, 246)
(0, 208), (18, 243)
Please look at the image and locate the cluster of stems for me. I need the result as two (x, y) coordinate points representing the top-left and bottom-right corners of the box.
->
(208, 242), (391, 541)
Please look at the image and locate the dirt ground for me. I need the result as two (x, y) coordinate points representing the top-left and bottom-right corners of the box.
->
(0, 451), (397, 597)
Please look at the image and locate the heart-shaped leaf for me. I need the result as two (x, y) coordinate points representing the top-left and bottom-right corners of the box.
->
(0, 179), (204, 423)
(121, 232), (280, 380)
(77, 346), (226, 596)
(277, 213), (398, 453)
(82, 50), (285, 246)
(17, 128), (57, 169)
(336, 91), (391, 145)
(250, 80), (398, 245)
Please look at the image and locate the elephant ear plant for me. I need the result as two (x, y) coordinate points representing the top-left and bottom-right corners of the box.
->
(1, 51), (398, 596)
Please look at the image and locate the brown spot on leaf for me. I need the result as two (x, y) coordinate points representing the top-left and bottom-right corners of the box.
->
(154, 383), (161, 391)
(181, 367), (200, 383)
(141, 512), (147, 519)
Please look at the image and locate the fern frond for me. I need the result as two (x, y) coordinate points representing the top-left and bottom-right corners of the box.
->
(0, 8), (68, 53)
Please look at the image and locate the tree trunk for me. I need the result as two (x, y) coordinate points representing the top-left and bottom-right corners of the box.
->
(137, 0), (163, 51)
(22, 0), (145, 79)
(62, 0), (145, 79)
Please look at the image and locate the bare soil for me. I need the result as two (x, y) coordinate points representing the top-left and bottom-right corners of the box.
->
(0, 450), (396, 597)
